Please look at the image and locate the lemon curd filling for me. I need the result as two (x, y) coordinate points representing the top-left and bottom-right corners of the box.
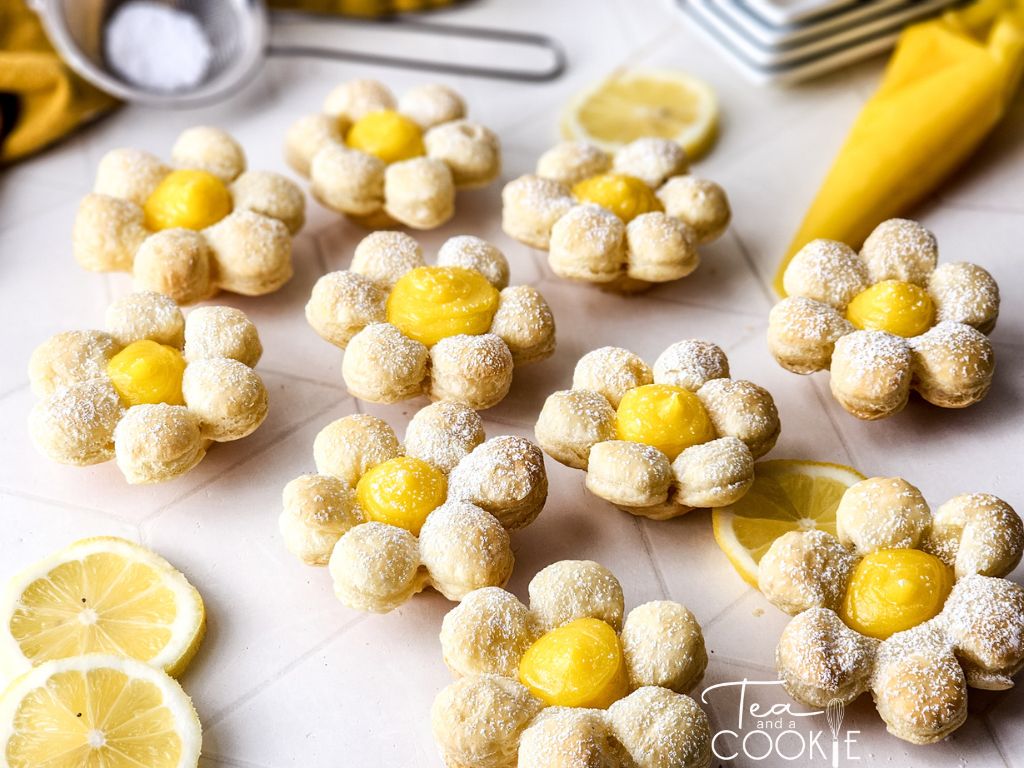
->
(355, 456), (447, 535)
(615, 383), (716, 460)
(345, 109), (426, 164)
(386, 265), (500, 347)
(143, 169), (232, 231)
(518, 617), (629, 709)
(106, 340), (186, 407)
(840, 549), (954, 640)
(571, 173), (663, 223)
(845, 280), (935, 338)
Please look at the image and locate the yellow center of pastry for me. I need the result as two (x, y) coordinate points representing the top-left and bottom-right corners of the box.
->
(345, 109), (425, 164)
(355, 456), (447, 535)
(518, 618), (629, 709)
(571, 173), (663, 223)
(143, 169), (232, 231)
(106, 340), (186, 407)
(386, 266), (500, 347)
(845, 280), (935, 338)
(615, 384), (716, 460)
(840, 549), (953, 640)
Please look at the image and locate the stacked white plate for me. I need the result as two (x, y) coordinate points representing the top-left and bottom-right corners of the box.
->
(676, 0), (963, 84)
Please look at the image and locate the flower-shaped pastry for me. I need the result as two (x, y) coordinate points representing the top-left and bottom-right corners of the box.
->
(74, 127), (305, 304)
(306, 232), (555, 410)
(757, 477), (1024, 744)
(285, 79), (500, 229)
(535, 340), (780, 520)
(432, 559), (712, 768)
(28, 291), (268, 484)
(768, 219), (999, 419)
(502, 138), (731, 291)
(279, 403), (547, 613)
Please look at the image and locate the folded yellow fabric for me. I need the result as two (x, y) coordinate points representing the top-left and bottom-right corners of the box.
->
(0, 0), (117, 163)
(775, 0), (1024, 296)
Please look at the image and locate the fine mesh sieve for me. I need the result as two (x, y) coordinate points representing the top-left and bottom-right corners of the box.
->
(30, 0), (565, 108)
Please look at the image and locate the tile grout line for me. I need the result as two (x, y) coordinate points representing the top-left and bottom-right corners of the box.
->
(204, 613), (372, 729)
(636, 516), (671, 601)
(0, 485), (142, 527)
(981, 714), (1013, 768)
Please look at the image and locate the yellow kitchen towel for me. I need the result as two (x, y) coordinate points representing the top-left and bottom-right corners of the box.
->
(775, 0), (1024, 296)
(0, 0), (117, 164)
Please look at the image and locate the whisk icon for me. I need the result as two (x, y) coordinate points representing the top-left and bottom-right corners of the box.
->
(826, 698), (845, 767)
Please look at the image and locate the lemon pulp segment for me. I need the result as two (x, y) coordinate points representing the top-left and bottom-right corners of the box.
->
(345, 109), (425, 164)
(840, 549), (953, 640)
(846, 280), (935, 338)
(386, 265), (500, 347)
(355, 456), (447, 535)
(107, 340), (186, 407)
(615, 383), (716, 460)
(518, 617), (629, 709)
(143, 169), (232, 231)
(571, 174), (663, 223)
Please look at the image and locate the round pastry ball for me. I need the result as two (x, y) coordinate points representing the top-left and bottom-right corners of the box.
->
(183, 306), (262, 367)
(609, 687), (712, 768)
(203, 210), (293, 296)
(910, 322), (994, 409)
(783, 239), (869, 309)
(28, 330), (121, 397)
(230, 170), (306, 235)
(171, 126), (246, 181)
(399, 83), (466, 129)
(280, 474), (362, 566)
(535, 389), (617, 470)
(419, 501), (513, 602)
(836, 476), (930, 554)
(113, 403), (205, 484)
(613, 137), (689, 188)
(343, 323), (429, 403)
(437, 236), (509, 290)
(328, 522), (424, 613)
(404, 401), (484, 473)
(587, 440), (673, 509)
(423, 120), (501, 187)
(182, 358), (268, 441)
(672, 437), (754, 509)
(323, 79), (395, 120)
(489, 286), (556, 365)
(501, 174), (574, 250)
(656, 176), (730, 243)
(536, 142), (611, 186)
(528, 559), (624, 632)
(133, 229), (214, 305)
(621, 601), (707, 693)
(696, 378), (780, 459)
(350, 231), (424, 288)
(860, 218), (937, 285)
(29, 379), (124, 465)
(439, 586), (534, 678)
(447, 436), (547, 531)
(757, 529), (856, 615)
(383, 157), (456, 229)
(427, 333), (513, 410)
(285, 113), (343, 176)
(549, 204), (626, 283)
(73, 193), (149, 273)
(311, 145), (386, 217)
(105, 291), (185, 349)
(573, 346), (652, 408)
(519, 708), (627, 768)
(313, 413), (401, 487)
(653, 340), (728, 392)
(305, 270), (387, 349)
(94, 148), (169, 205)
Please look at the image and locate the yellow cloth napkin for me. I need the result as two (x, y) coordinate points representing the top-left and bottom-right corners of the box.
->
(0, 0), (117, 163)
(775, 0), (1024, 296)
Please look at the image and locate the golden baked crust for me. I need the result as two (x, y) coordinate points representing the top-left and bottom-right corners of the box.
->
(432, 560), (711, 768)
(768, 219), (999, 419)
(759, 477), (1024, 744)
(306, 232), (555, 410)
(286, 79), (500, 230)
(502, 138), (729, 290)
(279, 404), (548, 613)
(28, 291), (268, 484)
(74, 127), (303, 303)
(535, 340), (779, 520)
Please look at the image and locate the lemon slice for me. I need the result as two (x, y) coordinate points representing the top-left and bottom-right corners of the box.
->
(561, 68), (719, 159)
(0, 538), (205, 680)
(712, 460), (865, 587)
(0, 653), (201, 768)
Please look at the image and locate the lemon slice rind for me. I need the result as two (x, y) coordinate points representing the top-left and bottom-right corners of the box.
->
(0, 537), (205, 680)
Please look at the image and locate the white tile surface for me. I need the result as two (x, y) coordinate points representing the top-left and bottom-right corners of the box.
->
(2, 0), (1022, 766)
